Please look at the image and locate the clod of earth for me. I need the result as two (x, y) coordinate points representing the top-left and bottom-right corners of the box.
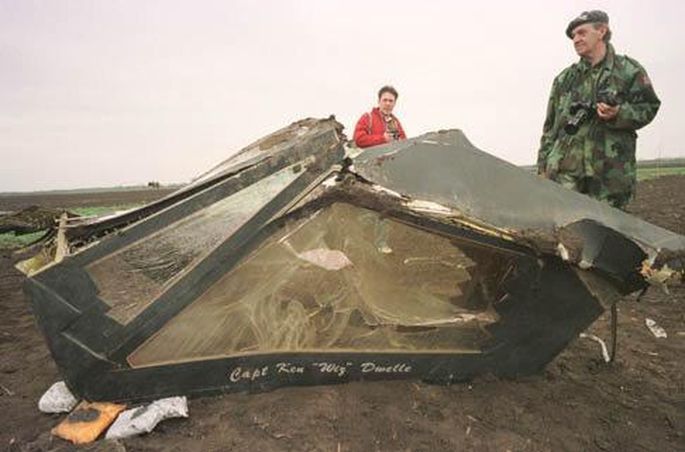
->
(0, 206), (72, 237)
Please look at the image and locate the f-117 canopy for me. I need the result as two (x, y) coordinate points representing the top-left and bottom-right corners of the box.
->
(22, 118), (685, 402)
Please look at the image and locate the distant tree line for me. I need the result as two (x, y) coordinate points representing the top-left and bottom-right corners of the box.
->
(632, 157), (685, 169)
(521, 157), (685, 173)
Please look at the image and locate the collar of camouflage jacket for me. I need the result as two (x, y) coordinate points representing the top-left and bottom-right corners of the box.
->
(577, 43), (616, 73)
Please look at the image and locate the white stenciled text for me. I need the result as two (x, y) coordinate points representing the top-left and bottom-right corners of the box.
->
(228, 366), (269, 383)
(312, 361), (350, 377)
(360, 362), (412, 374)
(275, 362), (305, 374)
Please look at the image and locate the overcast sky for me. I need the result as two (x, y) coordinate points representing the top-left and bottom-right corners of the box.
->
(1, 0), (684, 192)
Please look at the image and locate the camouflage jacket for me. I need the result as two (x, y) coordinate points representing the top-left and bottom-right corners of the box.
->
(537, 44), (660, 198)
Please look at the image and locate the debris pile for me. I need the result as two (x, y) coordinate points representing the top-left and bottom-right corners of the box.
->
(19, 117), (685, 403)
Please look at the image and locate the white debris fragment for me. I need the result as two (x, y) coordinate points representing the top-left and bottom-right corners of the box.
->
(556, 243), (570, 261)
(578, 259), (593, 270)
(321, 175), (338, 188)
(92, 207), (137, 221)
(371, 185), (404, 198)
(38, 381), (78, 413)
(297, 248), (352, 271)
(579, 333), (610, 363)
(640, 261), (678, 294)
(405, 199), (452, 215)
(645, 318), (668, 339)
(403, 257), (456, 266)
(105, 396), (188, 440)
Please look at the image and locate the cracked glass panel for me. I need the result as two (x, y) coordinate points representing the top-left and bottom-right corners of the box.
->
(128, 203), (520, 367)
(86, 164), (303, 325)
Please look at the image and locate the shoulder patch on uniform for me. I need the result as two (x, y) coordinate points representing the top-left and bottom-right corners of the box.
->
(623, 55), (646, 71)
(639, 73), (652, 87)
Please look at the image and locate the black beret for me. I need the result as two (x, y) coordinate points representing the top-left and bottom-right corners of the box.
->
(566, 10), (609, 38)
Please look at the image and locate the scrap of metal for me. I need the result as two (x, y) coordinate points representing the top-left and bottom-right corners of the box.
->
(20, 117), (685, 402)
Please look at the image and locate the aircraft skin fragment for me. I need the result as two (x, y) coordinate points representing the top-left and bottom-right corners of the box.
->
(21, 119), (685, 402)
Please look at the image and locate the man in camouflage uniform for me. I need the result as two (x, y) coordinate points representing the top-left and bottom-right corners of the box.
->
(537, 10), (660, 209)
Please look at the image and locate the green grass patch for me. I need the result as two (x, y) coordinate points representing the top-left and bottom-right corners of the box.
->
(637, 166), (685, 181)
(70, 204), (142, 217)
(0, 231), (46, 249)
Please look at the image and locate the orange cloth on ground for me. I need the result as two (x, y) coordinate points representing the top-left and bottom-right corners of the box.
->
(51, 401), (126, 444)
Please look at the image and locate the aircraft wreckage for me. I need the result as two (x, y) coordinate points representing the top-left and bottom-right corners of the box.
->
(20, 117), (685, 402)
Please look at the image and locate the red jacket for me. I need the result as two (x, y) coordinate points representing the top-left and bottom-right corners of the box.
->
(353, 107), (407, 148)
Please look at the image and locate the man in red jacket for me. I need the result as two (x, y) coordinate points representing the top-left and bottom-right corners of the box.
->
(353, 85), (407, 148)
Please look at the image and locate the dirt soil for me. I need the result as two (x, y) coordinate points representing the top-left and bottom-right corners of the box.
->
(1, 177), (683, 451)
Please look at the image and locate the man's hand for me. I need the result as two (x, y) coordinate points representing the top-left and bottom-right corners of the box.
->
(596, 102), (620, 121)
(383, 131), (394, 142)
